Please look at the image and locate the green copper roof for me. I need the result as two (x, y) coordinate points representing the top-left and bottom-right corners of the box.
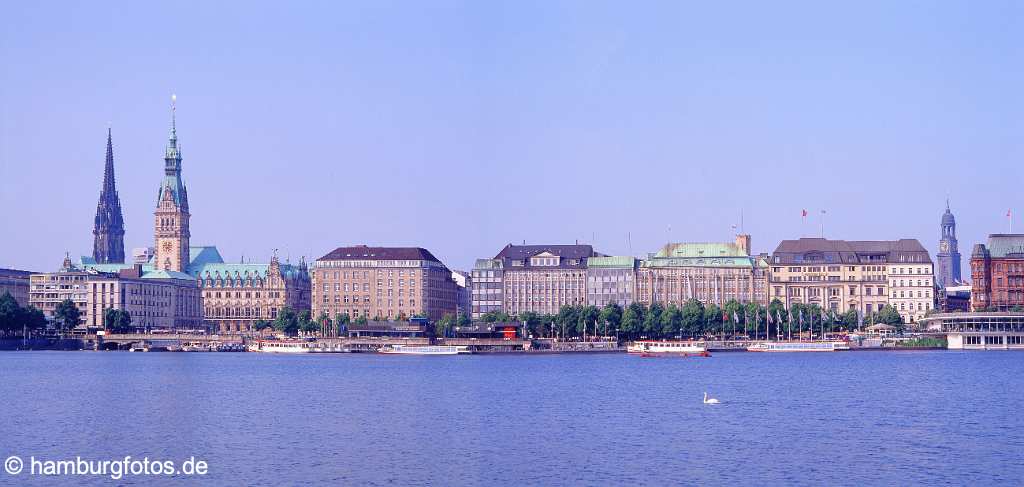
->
(654, 242), (748, 258)
(189, 246), (224, 267)
(986, 235), (1024, 258)
(587, 256), (637, 268)
(142, 269), (194, 280)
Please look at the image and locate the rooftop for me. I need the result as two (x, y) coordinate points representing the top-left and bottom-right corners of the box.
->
(318, 245), (442, 263)
(771, 238), (932, 265)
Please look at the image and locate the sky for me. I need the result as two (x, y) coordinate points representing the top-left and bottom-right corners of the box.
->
(1, 1), (1021, 273)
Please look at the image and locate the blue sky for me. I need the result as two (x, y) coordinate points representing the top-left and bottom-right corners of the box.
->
(1, 1), (1021, 272)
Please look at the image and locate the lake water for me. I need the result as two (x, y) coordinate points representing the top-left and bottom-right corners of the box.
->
(1, 350), (1023, 485)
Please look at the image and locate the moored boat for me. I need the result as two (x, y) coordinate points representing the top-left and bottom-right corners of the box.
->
(248, 340), (314, 353)
(379, 345), (469, 355)
(746, 341), (850, 352)
(628, 340), (709, 357)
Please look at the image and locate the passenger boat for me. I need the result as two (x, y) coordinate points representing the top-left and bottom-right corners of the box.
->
(627, 340), (710, 357)
(378, 345), (469, 355)
(248, 340), (314, 353)
(746, 341), (850, 352)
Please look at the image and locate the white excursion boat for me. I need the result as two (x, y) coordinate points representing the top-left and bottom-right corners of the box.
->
(248, 340), (314, 353)
(379, 345), (469, 355)
(627, 340), (710, 357)
(746, 341), (850, 352)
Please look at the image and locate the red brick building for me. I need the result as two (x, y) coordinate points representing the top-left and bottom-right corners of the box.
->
(971, 234), (1024, 311)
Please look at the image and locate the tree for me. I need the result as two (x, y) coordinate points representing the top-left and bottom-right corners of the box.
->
(519, 311), (544, 338)
(333, 312), (351, 336)
(621, 302), (646, 340)
(599, 303), (623, 337)
(643, 303), (664, 338)
(434, 314), (455, 338)
(660, 304), (683, 338)
(680, 299), (705, 338)
(54, 299), (81, 333)
(877, 305), (903, 325)
(480, 311), (510, 323)
(103, 308), (133, 333)
(253, 319), (273, 334)
(22, 305), (46, 333)
(704, 303), (723, 336)
(273, 306), (300, 336)
(555, 305), (580, 339)
(457, 313), (471, 326)
(579, 305), (600, 337)
(0, 291), (21, 335)
(355, 314), (368, 325)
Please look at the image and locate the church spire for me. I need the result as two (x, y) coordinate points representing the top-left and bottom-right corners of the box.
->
(93, 127), (126, 264)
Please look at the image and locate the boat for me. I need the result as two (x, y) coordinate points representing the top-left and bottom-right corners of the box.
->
(378, 345), (469, 355)
(627, 340), (710, 357)
(248, 340), (313, 353)
(746, 341), (850, 352)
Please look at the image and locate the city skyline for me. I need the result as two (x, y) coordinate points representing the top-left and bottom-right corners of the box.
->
(2, 1), (1021, 273)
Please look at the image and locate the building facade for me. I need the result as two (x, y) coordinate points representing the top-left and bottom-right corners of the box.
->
(770, 238), (933, 323)
(312, 246), (458, 322)
(452, 270), (472, 317)
(586, 256), (637, 308)
(0, 268), (34, 308)
(193, 251), (311, 333)
(637, 235), (768, 308)
(29, 257), (90, 321)
(971, 234), (1024, 311)
(470, 258), (504, 319)
(92, 128), (126, 264)
(84, 267), (204, 331)
(936, 201), (963, 287)
(489, 244), (599, 317)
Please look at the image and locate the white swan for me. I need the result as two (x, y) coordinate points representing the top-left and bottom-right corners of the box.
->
(703, 392), (720, 405)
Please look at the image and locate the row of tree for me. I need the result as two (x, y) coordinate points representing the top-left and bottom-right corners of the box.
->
(0, 292), (138, 336)
(475, 299), (905, 340)
(255, 307), (438, 336)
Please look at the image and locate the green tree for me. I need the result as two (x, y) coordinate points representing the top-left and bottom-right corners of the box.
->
(555, 305), (580, 338)
(54, 299), (81, 333)
(253, 319), (273, 334)
(273, 306), (300, 336)
(599, 303), (623, 337)
(457, 313), (472, 326)
(0, 291), (21, 335)
(704, 303), (723, 336)
(434, 314), (455, 338)
(519, 311), (544, 338)
(680, 299), (705, 338)
(660, 304), (683, 338)
(22, 305), (46, 333)
(103, 308), (133, 333)
(621, 302), (646, 340)
(877, 305), (903, 325)
(355, 314), (368, 325)
(643, 303), (664, 338)
(480, 311), (510, 323)
(579, 305), (600, 337)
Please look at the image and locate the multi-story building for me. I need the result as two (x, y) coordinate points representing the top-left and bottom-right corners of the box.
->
(312, 246), (458, 321)
(192, 250), (311, 333)
(452, 270), (472, 317)
(936, 201), (963, 287)
(887, 258), (936, 324)
(587, 256), (637, 308)
(971, 234), (1024, 311)
(770, 238), (933, 323)
(84, 266), (203, 331)
(29, 256), (90, 320)
(488, 244), (600, 317)
(0, 268), (34, 307)
(637, 235), (768, 308)
(470, 258), (503, 319)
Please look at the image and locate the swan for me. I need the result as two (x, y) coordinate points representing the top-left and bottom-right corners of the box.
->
(703, 392), (720, 405)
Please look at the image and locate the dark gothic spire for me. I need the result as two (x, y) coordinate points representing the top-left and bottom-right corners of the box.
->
(93, 127), (126, 264)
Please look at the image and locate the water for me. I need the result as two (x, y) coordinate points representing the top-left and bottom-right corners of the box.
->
(1, 350), (1023, 486)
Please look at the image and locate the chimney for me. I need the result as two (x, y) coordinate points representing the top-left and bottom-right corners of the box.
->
(735, 234), (752, 256)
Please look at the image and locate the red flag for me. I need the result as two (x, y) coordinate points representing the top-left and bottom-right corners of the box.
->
(802, 209), (808, 217)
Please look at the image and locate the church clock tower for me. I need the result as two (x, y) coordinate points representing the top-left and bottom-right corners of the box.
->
(936, 200), (961, 288)
(154, 95), (191, 272)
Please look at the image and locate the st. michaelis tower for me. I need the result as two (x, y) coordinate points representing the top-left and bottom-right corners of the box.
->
(92, 128), (126, 263)
(154, 94), (191, 272)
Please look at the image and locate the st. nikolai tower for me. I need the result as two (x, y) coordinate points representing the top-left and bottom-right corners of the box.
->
(154, 95), (191, 272)
(92, 128), (126, 263)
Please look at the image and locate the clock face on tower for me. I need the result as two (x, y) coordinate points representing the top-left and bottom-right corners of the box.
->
(940, 241), (949, 253)
(162, 241), (173, 252)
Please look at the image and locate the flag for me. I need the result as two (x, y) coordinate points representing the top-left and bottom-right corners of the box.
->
(733, 312), (740, 323)
(767, 311), (773, 325)
(799, 310), (804, 325)
(802, 209), (808, 217)
(776, 309), (783, 324)
(1009, 209), (1013, 218)
(857, 309), (864, 328)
